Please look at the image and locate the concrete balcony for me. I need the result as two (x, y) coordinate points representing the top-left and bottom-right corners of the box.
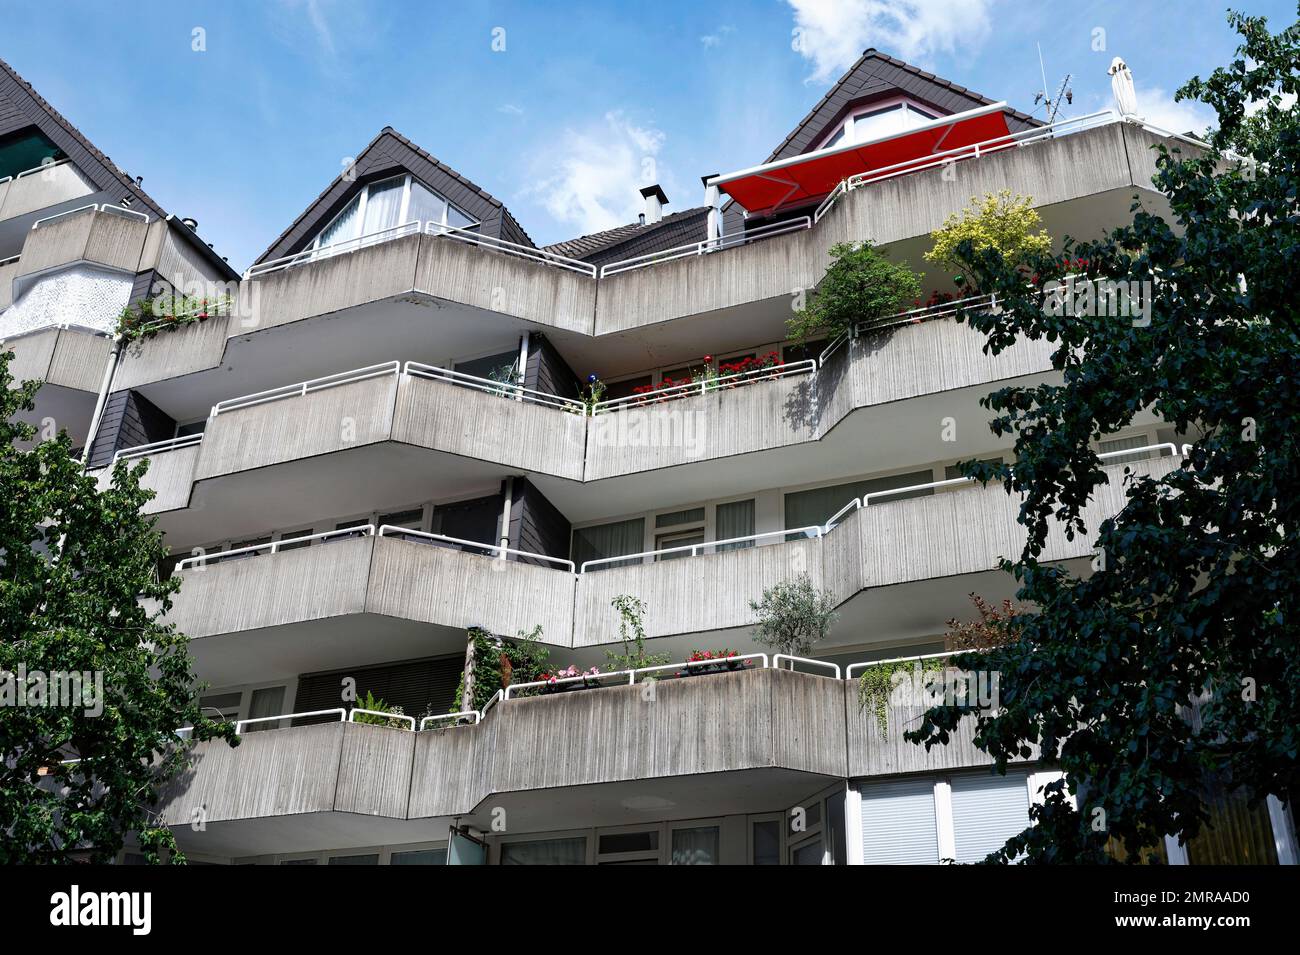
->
(166, 532), (574, 687)
(162, 665), (1006, 858)
(134, 366), (586, 547)
(0, 161), (95, 224)
(113, 308), (1053, 543)
(591, 123), (1174, 339)
(100, 121), (1186, 399)
(12, 207), (148, 286)
(1, 324), (110, 394)
(1, 325), (111, 447)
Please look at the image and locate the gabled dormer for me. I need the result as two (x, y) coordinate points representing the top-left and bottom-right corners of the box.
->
(721, 49), (1041, 231)
(253, 127), (532, 267)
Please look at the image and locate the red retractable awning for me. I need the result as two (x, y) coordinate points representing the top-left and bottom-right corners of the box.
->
(713, 102), (1015, 216)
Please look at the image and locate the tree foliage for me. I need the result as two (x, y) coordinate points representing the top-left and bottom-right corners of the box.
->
(748, 573), (837, 657)
(0, 351), (232, 863)
(909, 8), (1300, 863)
(924, 189), (1053, 287)
(787, 241), (921, 343)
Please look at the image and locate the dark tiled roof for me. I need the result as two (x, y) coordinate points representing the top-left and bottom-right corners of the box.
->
(0, 56), (238, 279)
(544, 206), (709, 265)
(254, 127), (534, 265)
(766, 48), (1043, 164)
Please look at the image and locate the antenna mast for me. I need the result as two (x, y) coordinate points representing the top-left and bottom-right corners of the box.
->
(1033, 42), (1074, 123)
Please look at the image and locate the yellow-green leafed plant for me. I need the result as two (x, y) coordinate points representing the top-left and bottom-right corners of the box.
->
(925, 190), (1052, 288)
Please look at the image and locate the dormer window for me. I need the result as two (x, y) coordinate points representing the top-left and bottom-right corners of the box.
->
(309, 173), (478, 253)
(815, 98), (938, 151)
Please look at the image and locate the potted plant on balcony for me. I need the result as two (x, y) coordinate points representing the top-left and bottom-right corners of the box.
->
(749, 573), (837, 660)
(924, 189), (1053, 294)
(680, 648), (752, 677)
(537, 663), (603, 694)
(351, 690), (407, 729)
(786, 241), (921, 346)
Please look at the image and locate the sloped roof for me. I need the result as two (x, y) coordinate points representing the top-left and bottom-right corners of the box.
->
(0, 56), (239, 279)
(766, 49), (1041, 164)
(544, 206), (708, 264)
(254, 127), (534, 265)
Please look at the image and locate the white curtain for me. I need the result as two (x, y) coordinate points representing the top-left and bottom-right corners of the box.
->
(671, 827), (719, 865)
(715, 499), (755, 551)
(572, 518), (645, 570)
(316, 194), (360, 250)
(361, 176), (405, 237)
(244, 685), (285, 733)
(500, 837), (586, 865)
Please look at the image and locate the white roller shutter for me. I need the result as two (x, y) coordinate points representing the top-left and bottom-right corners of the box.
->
(858, 777), (939, 865)
(950, 772), (1031, 863)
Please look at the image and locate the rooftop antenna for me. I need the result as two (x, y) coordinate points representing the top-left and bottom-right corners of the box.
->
(1033, 42), (1073, 123)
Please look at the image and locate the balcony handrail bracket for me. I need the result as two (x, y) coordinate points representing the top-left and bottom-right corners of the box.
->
(773, 654), (842, 678)
(31, 202), (149, 230)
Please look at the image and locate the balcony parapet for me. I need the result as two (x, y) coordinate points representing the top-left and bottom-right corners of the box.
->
(160, 663), (1017, 833)
(0, 160), (95, 224)
(12, 205), (150, 287)
(0, 323), (111, 394)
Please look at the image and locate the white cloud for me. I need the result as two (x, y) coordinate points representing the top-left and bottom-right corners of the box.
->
(701, 25), (736, 49)
(786, 0), (994, 83)
(526, 111), (669, 236)
(1132, 84), (1217, 135)
(497, 103), (525, 116)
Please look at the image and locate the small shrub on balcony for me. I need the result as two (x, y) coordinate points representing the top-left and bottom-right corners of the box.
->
(351, 689), (407, 729)
(924, 189), (1052, 292)
(748, 573), (837, 657)
(451, 625), (551, 712)
(604, 594), (669, 671)
(787, 241), (922, 344)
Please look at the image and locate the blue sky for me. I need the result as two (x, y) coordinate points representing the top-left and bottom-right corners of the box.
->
(0, 0), (1291, 269)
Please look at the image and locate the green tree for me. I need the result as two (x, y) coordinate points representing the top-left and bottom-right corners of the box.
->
(924, 189), (1053, 289)
(909, 8), (1300, 863)
(748, 573), (837, 657)
(787, 241), (921, 343)
(0, 352), (232, 863)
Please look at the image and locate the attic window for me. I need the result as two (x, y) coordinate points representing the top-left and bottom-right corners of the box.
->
(816, 99), (937, 151)
(309, 173), (478, 253)
(0, 128), (67, 180)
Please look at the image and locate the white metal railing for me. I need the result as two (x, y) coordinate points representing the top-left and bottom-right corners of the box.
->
(403, 360), (587, 412)
(233, 707), (346, 734)
(503, 652), (770, 699)
(425, 220), (598, 276)
(579, 525), (822, 573)
(245, 220), (423, 278)
(845, 651), (955, 680)
(591, 358), (817, 413)
(112, 433), (202, 463)
(420, 709), (482, 730)
(210, 360), (400, 416)
(14, 157), (72, 179)
(31, 202), (149, 229)
(860, 443), (1181, 507)
(773, 654), (842, 677)
(822, 497), (861, 532)
(598, 217), (812, 278)
(349, 707), (417, 730)
(176, 525), (375, 571)
(377, 525), (577, 572)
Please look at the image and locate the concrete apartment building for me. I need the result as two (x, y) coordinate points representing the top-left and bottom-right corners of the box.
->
(3, 50), (1294, 866)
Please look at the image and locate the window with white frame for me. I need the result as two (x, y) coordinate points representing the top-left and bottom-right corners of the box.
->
(856, 770), (1041, 864)
(309, 174), (478, 252)
(817, 99), (938, 151)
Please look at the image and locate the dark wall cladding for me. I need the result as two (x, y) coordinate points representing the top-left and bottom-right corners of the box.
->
(507, 477), (571, 566)
(293, 655), (465, 723)
(524, 333), (581, 401)
(86, 389), (176, 468)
